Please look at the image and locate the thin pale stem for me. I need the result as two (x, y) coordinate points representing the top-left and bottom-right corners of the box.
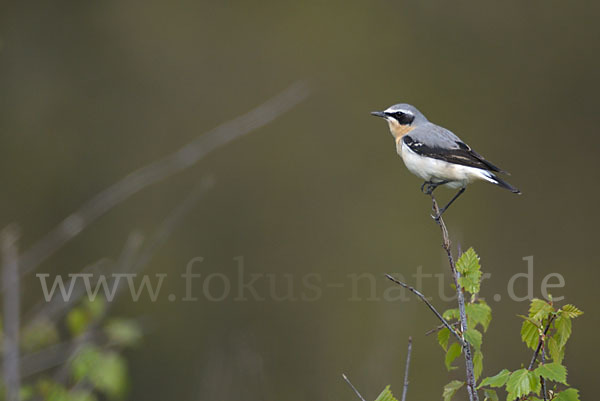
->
(342, 374), (367, 401)
(401, 337), (412, 401)
(15, 81), (310, 281)
(430, 194), (479, 401)
(385, 275), (465, 346)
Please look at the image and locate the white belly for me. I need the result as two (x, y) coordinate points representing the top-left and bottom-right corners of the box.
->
(398, 141), (494, 188)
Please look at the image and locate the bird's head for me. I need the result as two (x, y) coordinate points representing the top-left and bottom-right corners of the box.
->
(371, 103), (427, 139)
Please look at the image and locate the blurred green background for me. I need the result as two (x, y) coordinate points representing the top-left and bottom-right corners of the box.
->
(1, 0), (599, 400)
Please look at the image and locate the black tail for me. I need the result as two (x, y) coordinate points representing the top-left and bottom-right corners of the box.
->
(490, 174), (521, 194)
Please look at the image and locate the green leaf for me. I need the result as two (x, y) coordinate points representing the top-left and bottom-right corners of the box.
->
(442, 380), (464, 401)
(521, 319), (540, 350)
(458, 271), (482, 295)
(374, 385), (398, 401)
(445, 342), (462, 371)
(561, 304), (583, 318)
(478, 369), (511, 389)
(483, 389), (499, 401)
(71, 346), (128, 399)
(21, 319), (59, 352)
(104, 319), (142, 347)
(529, 298), (554, 320)
(19, 385), (35, 401)
(438, 327), (450, 351)
(473, 350), (483, 380)
(547, 336), (564, 364)
(66, 307), (89, 337)
(456, 248), (482, 294)
(533, 362), (567, 384)
(443, 308), (460, 321)
(555, 315), (572, 348)
(505, 369), (540, 400)
(84, 298), (105, 319)
(553, 388), (580, 401)
(69, 391), (98, 401)
(464, 329), (482, 351)
(456, 248), (481, 274)
(466, 302), (492, 332)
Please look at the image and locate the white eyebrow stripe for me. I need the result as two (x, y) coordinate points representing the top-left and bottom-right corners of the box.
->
(384, 108), (414, 115)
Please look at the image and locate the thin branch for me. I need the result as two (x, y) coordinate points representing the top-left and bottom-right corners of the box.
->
(401, 337), (412, 401)
(385, 274), (465, 346)
(430, 194), (479, 401)
(425, 322), (460, 336)
(541, 347), (548, 401)
(2, 225), (21, 401)
(342, 374), (367, 401)
(16, 81), (310, 279)
(527, 316), (554, 370)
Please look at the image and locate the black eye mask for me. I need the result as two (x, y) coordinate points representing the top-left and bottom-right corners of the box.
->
(389, 112), (415, 125)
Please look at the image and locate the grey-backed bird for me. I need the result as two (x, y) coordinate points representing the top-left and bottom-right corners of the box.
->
(371, 103), (520, 217)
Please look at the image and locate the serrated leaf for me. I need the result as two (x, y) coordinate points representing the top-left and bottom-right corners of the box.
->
(534, 362), (567, 384)
(473, 350), (483, 380)
(518, 315), (542, 328)
(374, 385), (398, 401)
(466, 302), (492, 332)
(442, 380), (464, 401)
(456, 248), (481, 274)
(561, 304), (583, 318)
(458, 270), (482, 295)
(547, 337), (564, 364)
(553, 388), (580, 401)
(443, 308), (460, 321)
(445, 342), (462, 371)
(555, 315), (572, 348)
(483, 389), (499, 401)
(464, 328), (483, 351)
(505, 369), (539, 400)
(521, 319), (540, 350)
(438, 327), (450, 351)
(477, 369), (511, 389)
(529, 298), (554, 320)
(456, 248), (482, 295)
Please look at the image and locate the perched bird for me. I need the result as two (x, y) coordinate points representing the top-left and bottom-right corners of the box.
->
(371, 103), (520, 217)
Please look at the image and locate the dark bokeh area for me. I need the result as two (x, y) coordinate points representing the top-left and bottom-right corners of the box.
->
(1, 1), (599, 400)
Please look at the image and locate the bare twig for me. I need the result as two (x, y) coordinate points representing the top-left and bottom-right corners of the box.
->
(430, 195), (479, 401)
(15, 81), (310, 279)
(527, 316), (554, 370)
(2, 226), (21, 401)
(425, 322), (460, 336)
(342, 374), (367, 401)
(401, 337), (412, 401)
(541, 347), (548, 401)
(385, 274), (465, 346)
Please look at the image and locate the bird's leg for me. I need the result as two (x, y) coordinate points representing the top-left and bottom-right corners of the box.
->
(421, 180), (449, 195)
(433, 187), (466, 220)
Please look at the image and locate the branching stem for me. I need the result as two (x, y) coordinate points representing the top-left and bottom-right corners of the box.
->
(430, 194), (479, 401)
(385, 275), (465, 346)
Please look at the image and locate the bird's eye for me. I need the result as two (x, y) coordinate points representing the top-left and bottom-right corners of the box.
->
(391, 112), (414, 125)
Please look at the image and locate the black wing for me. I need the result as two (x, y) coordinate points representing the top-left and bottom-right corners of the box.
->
(403, 135), (507, 173)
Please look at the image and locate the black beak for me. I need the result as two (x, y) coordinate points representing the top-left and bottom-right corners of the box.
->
(371, 111), (387, 118)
